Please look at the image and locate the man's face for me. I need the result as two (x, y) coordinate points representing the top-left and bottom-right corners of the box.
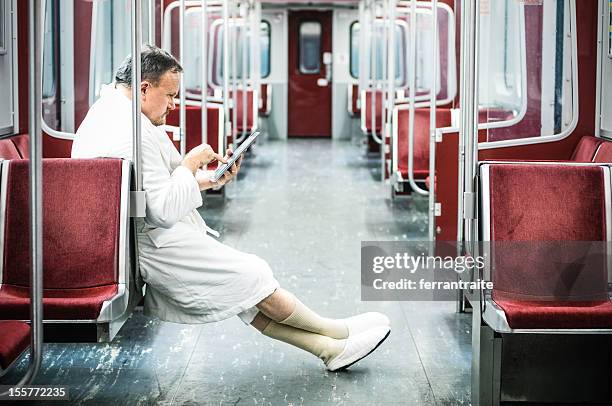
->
(141, 70), (180, 126)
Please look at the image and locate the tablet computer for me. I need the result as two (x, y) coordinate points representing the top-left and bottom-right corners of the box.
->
(212, 131), (261, 182)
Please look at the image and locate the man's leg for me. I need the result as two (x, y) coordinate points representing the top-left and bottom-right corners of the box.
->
(255, 288), (349, 339)
(250, 312), (345, 365)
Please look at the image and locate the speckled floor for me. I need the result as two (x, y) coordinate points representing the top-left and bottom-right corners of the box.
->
(2, 137), (471, 405)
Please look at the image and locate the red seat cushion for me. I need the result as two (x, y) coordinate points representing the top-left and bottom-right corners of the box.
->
(494, 299), (612, 329)
(0, 159), (123, 321)
(0, 321), (30, 369)
(593, 141), (612, 163)
(487, 164), (609, 329)
(0, 285), (118, 320)
(571, 136), (603, 162)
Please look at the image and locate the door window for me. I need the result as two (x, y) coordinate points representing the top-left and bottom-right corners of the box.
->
(299, 22), (321, 74)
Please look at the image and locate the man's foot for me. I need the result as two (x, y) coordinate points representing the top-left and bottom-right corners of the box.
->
(325, 325), (391, 372)
(342, 312), (390, 336)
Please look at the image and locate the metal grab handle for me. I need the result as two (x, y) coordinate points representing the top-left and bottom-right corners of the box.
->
(406, 0), (428, 196)
(427, 0), (439, 242)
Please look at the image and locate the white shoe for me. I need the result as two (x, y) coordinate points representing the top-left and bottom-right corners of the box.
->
(325, 325), (391, 372)
(342, 312), (390, 336)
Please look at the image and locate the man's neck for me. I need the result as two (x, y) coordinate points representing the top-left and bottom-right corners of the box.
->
(116, 83), (132, 100)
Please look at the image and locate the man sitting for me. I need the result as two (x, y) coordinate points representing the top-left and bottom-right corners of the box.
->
(72, 45), (390, 372)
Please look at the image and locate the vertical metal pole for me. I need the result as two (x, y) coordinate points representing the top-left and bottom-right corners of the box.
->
(201, 0), (208, 145)
(252, 0), (261, 130)
(381, 0), (388, 137)
(26, 0), (43, 385)
(370, 2), (378, 144)
(428, 0), (438, 242)
(241, 2), (248, 139)
(149, 0), (156, 45)
(456, 0), (479, 313)
(385, 0), (396, 181)
(407, 0), (428, 196)
(231, 0), (238, 147)
(465, 0), (480, 248)
(179, 0), (186, 156)
(358, 1), (366, 97)
(132, 0), (143, 192)
(380, 0), (388, 180)
(223, 0), (230, 152)
(459, 0), (479, 247)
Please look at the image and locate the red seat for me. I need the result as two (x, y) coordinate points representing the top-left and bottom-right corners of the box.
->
(593, 141), (612, 163)
(229, 88), (257, 135)
(493, 299), (612, 330)
(361, 89), (384, 134)
(0, 139), (21, 160)
(166, 103), (225, 169)
(0, 159), (125, 322)
(0, 285), (118, 320)
(395, 107), (452, 183)
(0, 134), (30, 160)
(571, 135), (603, 162)
(10, 134), (29, 159)
(348, 84), (360, 116)
(483, 163), (611, 329)
(0, 321), (30, 370)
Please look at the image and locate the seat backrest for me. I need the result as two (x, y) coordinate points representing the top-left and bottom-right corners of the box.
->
(593, 141), (612, 163)
(0, 135), (30, 160)
(0, 158), (129, 289)
(0, 139), (21, 160)
(394, 107), (452, 175)
(259, 84), (271, 116)
(571, 136), (603, 162)
(166, 103), (224, 170)
(361, 90), (384, 133)
(481, 163), (610, 301)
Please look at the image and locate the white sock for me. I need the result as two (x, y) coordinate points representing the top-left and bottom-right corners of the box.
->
(279, 298), (349, 339)
(262, 320), (345, 364)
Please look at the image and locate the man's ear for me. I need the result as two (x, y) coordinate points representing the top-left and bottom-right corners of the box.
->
(141, 81), (150, 97)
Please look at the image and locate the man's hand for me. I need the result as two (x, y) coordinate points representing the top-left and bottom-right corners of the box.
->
(181, 144), (226, 175)
(194, 148), (243, 191)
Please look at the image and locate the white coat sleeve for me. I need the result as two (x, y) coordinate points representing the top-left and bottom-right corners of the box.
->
(142, 136), (203, 229)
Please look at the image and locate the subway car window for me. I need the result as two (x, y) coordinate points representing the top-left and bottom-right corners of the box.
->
(90, 0), (152, 104)
(42, 0), (60, 130)
(479, 0), (576, 145)
(299, 21), (321, 74)
(350, 21), (404, 84)
(0, 0), (13, 135)
(260, 20), (271, 78)
(0, 2), (5, 54)
(209, 20), (270, 88)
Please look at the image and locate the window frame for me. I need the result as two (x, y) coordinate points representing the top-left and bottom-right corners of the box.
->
(478, 0), (578, 149)
(208, 18), (270, 88)
(349, 19), (407, 86)
(394, 3), (457, 106)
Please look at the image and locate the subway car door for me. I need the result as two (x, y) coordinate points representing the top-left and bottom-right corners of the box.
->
(288, 10), (332, 137)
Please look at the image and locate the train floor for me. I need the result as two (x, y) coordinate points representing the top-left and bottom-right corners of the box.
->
(3, 137), (471, 405)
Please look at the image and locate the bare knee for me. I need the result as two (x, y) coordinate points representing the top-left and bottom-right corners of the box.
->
(255, 288), (296, 322)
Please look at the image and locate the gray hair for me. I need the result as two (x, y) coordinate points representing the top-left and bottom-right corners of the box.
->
(115, 45), (183, 87)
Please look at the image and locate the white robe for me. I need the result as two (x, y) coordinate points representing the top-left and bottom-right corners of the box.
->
(71, 84), (279, 324)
